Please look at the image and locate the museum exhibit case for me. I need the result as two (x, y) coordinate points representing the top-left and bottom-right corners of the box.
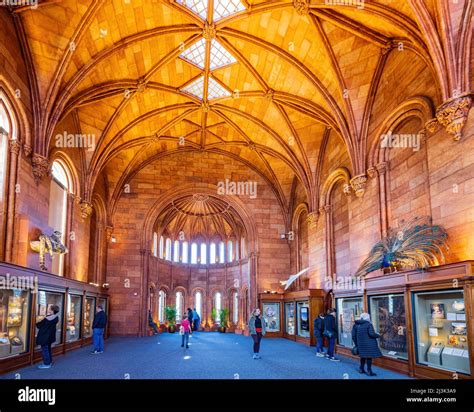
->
(0, 262), (108, 374)
(285, 302), (295, 336)
(66, 294), (82, 343)
(413, 289), (470, 375)
(83, 297), (96, 338)
(336, 296), (364, 348)
(262, 302), (280, 333)
(0, 288), (31, 359)
(369, 294), (408, 360)
(297, 301), (310, 338)
(35, 290), (64, 347)
(333, 261), (474, 379)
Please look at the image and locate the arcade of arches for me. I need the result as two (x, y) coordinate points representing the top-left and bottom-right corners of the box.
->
(0, 0), (473, 378)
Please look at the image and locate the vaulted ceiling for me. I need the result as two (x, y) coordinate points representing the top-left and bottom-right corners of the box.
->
(11, 0), (471, 216)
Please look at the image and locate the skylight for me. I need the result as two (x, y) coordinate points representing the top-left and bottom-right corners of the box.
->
(180, 38), (207, 69)
(213, 0), (246, 21)
(210, 39), (237, 70)
(176, 0), (208, 20)
(182, 76), (205, 100)
(208, 77), (231, 99)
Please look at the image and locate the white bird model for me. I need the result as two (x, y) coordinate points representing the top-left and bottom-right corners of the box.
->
(280, 267), (309, 290)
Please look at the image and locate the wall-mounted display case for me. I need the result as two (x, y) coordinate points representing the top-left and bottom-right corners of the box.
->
(369, 294), (408, 360)
(413, 289), (470, 375)
(336, 297), (363, 348)
(262, 302), (280, 332)
(285, 302), (295, 335)
(66, 294), (82, 343)
(297, 301), (310, 338)
(0, 289), (30, 359)
(36, 290), (64, 347)
(83, 297), (96, 338)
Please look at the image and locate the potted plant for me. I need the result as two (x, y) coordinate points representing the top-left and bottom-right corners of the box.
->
(218, 308), (229, 333)
(165, 306), (177, 333)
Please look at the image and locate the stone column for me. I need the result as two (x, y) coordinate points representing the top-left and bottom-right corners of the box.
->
(139, 248), (148, 337)
(319, 204), (333, 283)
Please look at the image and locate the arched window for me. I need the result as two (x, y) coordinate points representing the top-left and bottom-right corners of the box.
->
(176, 291), (184, 322)
(227, 240), (233, 262)
(209, 243), (216, 264)
(158, 290), (166, 323)
(0, 102), (11, 204)
(159, 236), (164, 259)
(191, 243), (198, 264)
(49, 161), (70, 276)
(200, 243), (207, 264)
(194, 291), (202, 317)
(182, 241), (188, 263)
(219, 241), (225, 263)
(152, 232), (158, 257)
(173, 240), (180, 262)
(165, 238), (172, 261)
(233, 291), (239, 324)
(214, 292), (222, 323)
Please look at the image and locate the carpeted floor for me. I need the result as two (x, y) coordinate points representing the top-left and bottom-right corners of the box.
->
(2, 332), (410, 379)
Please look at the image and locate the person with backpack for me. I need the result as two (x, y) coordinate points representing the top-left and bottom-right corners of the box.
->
(313, 313), (325, 357)
(323, 308), (340, 361)
(351, 312), (382, 376)
(36, 305), (60, 369)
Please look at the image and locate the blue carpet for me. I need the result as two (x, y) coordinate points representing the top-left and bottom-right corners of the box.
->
(2, 333), (410, 379)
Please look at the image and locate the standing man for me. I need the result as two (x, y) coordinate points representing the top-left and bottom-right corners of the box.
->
(324, 308), (340, 362)
(36, 305), (60, 369)
(192, 307), (200, 331)
(91, 305), (107, 354)
(314, 312), (325, 357)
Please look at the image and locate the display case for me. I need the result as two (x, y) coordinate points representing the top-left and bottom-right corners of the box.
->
(0, 289), (30, 359)
(66, 294), (82, 343)
(297, 301), (310, 338)
(285, 302), (295, 335)
(35, 290), (64, 347)
(262, 302), (280, 332)
(336, 297), (363, 348)
(413, 289), (470, 375)
(83, 297), (96, 338)
(369, 294), (408, 360)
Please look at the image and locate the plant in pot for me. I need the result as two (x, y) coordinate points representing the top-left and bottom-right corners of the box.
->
(165, 306), (177, 333)
(218, 308), (229, 333)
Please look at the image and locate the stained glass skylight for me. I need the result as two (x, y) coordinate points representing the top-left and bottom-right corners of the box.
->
(213, 0), (246, 21)
(208, 77), (231, 99)
(210, 39), (237, 70)
(182, 76), (205, 100)
(176, 0), (208, 20)
(180, 38), (207, 69)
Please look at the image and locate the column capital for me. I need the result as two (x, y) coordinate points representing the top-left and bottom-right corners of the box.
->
(435, 93), (472, 141)
(307, 211), (319, 229)
(375, 161), (388, 176)
(9, 139), (21, 155)
(350, 174), (368, 198)
(80, 200), (93, 219)
(31, 153), (50, 184)
(319, 204), (331, 214)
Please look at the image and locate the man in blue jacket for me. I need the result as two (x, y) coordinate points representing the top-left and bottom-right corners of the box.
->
(323, 308), (340, 362)
(36, 305), (60, 369)
(313, 313), (325, 357)
(91, 305), (107, 354)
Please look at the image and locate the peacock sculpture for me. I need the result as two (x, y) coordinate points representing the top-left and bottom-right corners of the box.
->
(354, 216), (449, 277)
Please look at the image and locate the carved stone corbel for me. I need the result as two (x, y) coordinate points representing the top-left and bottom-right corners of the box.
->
(307, 211), (319, 229)
(9, 139), (21, 156)
(80, 201), (93, 219)
(342, 183), (352, 196)
(294, 0), (309, 15)
(31, 153), (50, 184)
(105, 226), (114, 242)
(435, 94), (472, 141)
(350, 174), (368, 198)
(375, 162), (388, 176)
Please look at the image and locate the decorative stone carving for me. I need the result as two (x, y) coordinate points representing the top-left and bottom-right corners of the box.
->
(105, 226), (114, 242)
(375, 162), (388, 176)
(366, 166), (377, 179)
(265, 89), (274, 101)
(293, 0), (309, 15)
(80, 201), (93, 219)
(68, 193), (81, 204)
(31, 153), (50, 184)
(201, 102), (210, 113)
(136, 77), (147, 93)
(23, 144), (32, 158)
(9, 139), (21, 155)
(247, 142), (256, 151)
(203, 22), (216, 40)
(342, 183), (352, 195)
(319, 204), (331, 214)
(307, 211), (319, 229)
(425, 118), (441, 134)
(350, 174), (368, 198)
(435, 94), (472, 141)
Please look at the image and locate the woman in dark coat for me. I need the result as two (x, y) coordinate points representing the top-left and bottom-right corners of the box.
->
(36, 305), (60, 369)
(351, 312), (382, 376)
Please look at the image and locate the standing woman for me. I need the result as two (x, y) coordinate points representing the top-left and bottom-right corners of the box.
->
(248, 308), (266, 359)
(36, 305), (60, 369)
(351, 312), (382, 376)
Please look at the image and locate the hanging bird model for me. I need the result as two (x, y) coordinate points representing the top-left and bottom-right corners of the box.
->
(354, 216), (448, 277)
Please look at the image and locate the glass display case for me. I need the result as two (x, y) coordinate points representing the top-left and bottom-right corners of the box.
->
(297, 301), (310, 338)
(83, 297), (96, 338)
(337, 297), (363, 347)
(0, 289), (30, 358)
(413, 289), (470, 375)
(66, 294), (82, 343)
(369, 294), (408, 360)
(285, 302), (295, 335)
(36, 290), (64, 347)
(262, 302), (280, 332)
